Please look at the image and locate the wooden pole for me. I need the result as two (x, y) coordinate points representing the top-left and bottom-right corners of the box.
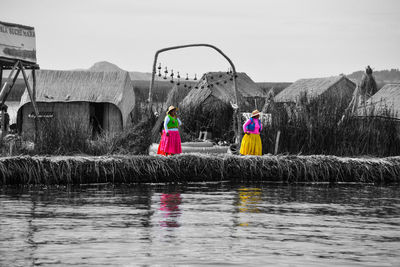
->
(1, 109), (4, 138)
(9, 139), (14, 156)
(19, 61), (39, 116)
(32, 69), (38, 143)
(148, 43), (241, 143)
(0, 66), (2, 139)
(0, 66), (3, 89)
(0, 62), (20, 138)
(0, 61), (19, 102)
(274, 130), (281, 155)
(1, 69), (20, 106)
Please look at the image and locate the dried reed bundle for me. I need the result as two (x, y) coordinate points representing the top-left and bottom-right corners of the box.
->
(0, 154), (398, 185)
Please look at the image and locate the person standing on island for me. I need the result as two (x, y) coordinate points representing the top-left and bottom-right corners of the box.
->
(157, 118), (166, 155)
(162, 106), (182, 155)
(0, 104), (10, 135)
(240, 109), (262, 156)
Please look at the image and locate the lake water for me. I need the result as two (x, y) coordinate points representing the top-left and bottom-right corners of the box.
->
(1, 183), (399, 266)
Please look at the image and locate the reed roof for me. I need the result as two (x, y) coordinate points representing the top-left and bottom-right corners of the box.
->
(19, 70), (135, 126)
(275, 76), (354, 103)
(357, 83), (400, 119)
(181, 72), (265, 109)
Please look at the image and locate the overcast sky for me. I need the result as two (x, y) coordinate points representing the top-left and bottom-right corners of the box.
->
(2, 0), (399, 81)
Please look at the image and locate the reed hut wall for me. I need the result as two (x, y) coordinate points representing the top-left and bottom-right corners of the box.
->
(357, 84), (400, 119)
(267, 76), (356, 130)
(17, 70), (135, 139)
(18, 102), (123, 139)
(322, 77), (356, 103)
(274, 76), (356, 104)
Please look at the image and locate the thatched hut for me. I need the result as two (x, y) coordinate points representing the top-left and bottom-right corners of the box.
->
(269, 76), (356, 130)
(17, 70), (135, 138)
(180, 72), (266, 140)
(274, 75), (356, 104)
(356, 84), (400, 119)
(182, 72), (266, 110)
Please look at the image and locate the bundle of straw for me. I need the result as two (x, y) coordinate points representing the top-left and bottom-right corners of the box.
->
(0, 154), (399, 185)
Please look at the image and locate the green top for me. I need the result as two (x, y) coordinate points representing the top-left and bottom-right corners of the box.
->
(167, 114), (179, 129)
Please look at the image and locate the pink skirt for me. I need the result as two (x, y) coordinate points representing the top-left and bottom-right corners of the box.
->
(162, 131), (182, 155)
(157, 130), (166, 155)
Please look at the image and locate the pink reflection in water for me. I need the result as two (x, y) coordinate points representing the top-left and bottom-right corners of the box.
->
(159, 193), (182, 228)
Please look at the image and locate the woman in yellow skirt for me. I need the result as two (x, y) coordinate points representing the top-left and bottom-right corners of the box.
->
(240, 109), (262, 155)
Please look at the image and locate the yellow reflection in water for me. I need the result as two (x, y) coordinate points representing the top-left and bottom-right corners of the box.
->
(238, 187), (262, 213)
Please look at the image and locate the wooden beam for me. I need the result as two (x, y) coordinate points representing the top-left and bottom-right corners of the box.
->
(32, 69), (36, 102)
(0, 66), (3, 89)
(1, 69), (20, 106)
(1, 109), (4, 138)
(0, 57), (39, 69)
(274, 130), (281, 155)
(1, 65), (39, 69)
(19, 61), (39, 116)
(32, 69), (39, 144)
(0, 61), (19, 102)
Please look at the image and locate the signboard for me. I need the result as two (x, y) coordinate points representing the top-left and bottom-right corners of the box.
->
(0, 21), (36, 63)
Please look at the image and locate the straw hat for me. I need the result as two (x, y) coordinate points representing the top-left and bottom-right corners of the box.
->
(251, 109), (261, 117)
(166, 105), (178, 115)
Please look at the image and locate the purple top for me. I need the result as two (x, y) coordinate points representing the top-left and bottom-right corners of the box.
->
(243, 118), (262, 134)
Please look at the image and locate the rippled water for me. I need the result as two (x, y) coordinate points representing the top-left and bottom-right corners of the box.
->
(1, 183), (399, 266)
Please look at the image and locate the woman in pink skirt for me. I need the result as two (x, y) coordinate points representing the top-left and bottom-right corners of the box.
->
(161, 106), (182, 155)
(157, 125), (166, 155)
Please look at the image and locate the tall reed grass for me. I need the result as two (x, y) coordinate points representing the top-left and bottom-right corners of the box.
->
(261, 93), (400, 156)
(14, 113), (157, 156)
(34, 118), (91, 155)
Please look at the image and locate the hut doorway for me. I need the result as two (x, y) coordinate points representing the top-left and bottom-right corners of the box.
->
(90, 103), (104, 137)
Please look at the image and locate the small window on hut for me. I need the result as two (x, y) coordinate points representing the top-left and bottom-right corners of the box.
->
(28, 111), (54, 119)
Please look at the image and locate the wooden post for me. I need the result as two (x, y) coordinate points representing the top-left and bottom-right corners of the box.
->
(0, 64), (21, 138)
(274, 130), (281, 155)
(19, 61), (39, 116)
(32, 69), (38, 143)
(1, 69), (20, 107)
(1, 109), (4, 138)
(0, 61), (19, 102)
(9, 140), (14, 156)
(0, 66), (2, 139)
(0, 66), (3, 89)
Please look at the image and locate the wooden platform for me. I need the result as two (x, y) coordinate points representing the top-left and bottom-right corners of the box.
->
(149, 141), (229, 155)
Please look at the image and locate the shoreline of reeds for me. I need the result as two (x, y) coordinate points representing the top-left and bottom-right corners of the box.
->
(1, 153), (399, 185)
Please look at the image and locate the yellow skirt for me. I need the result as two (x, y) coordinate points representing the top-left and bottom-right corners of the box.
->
(240, 133), (262, 155)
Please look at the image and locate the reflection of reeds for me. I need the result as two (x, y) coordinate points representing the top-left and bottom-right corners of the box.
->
(1, 154), (399, 185)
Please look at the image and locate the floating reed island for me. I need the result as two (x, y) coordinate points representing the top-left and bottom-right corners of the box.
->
(0, 154), (399, 185)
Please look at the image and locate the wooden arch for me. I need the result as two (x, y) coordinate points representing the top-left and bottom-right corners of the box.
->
(148, 44), (241, 143)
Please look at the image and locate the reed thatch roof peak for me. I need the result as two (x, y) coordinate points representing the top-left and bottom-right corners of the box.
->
(275, 75), (354, 103)
(19, 70), (135, 126)
(357, 83), (400, 119)
(181, 72), (265, 108)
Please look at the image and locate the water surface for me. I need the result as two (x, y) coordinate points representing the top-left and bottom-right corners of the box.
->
(1, 183), (399, 266)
